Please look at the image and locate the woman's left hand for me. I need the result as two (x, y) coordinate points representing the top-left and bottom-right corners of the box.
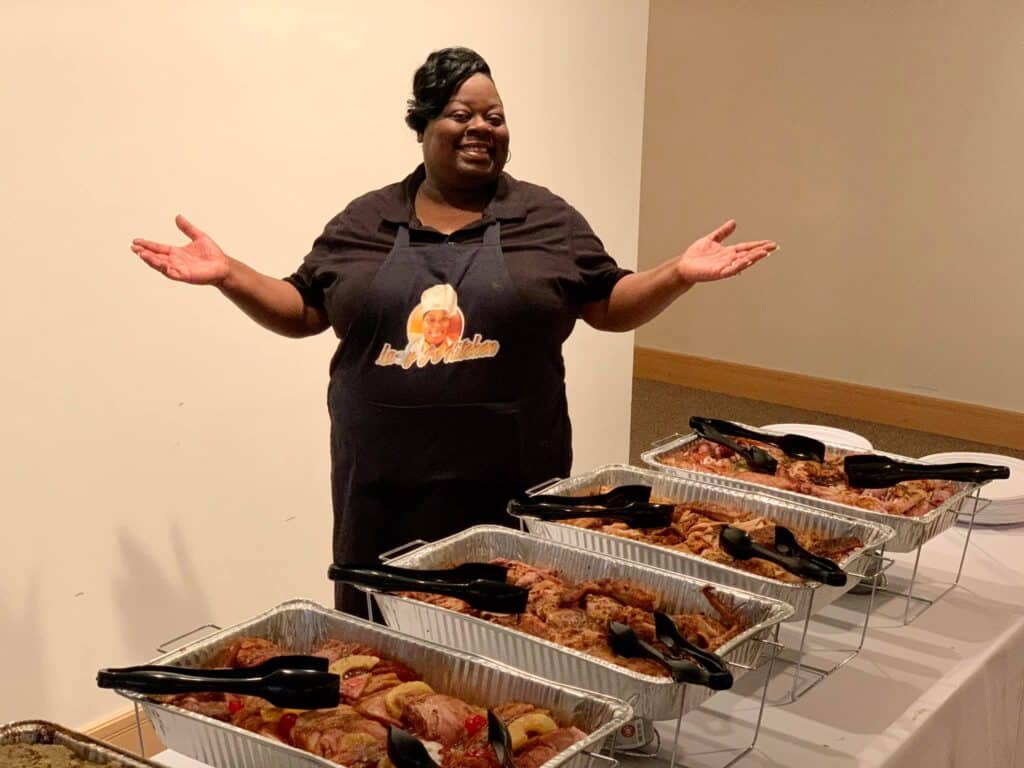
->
(677, 220), (776, 284)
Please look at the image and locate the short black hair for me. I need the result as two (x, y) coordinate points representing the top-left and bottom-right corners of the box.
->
(405, 47), (492, 133)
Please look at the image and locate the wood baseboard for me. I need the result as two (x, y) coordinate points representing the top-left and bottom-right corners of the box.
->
(634, 347), (1024, 451)
(82, 708), (164, 758)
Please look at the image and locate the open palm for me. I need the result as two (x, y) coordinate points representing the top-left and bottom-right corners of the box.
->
(677, 220), (776, 284)
(131, 215), (229, 285)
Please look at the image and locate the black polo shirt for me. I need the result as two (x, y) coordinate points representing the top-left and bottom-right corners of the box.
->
(285, 165), (631, 341)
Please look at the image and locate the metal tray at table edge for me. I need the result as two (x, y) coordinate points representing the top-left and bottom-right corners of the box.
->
(641, 430), (979, 552)
(378, 525), (793, 722)
(114, 598), (632, 768)
(524, 464), (894, 623)
(0, 720), (164, 766)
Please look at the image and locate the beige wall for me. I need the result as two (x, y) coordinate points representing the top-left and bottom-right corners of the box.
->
(638, 0), (1024, 412)
(0, 1), (647, 727)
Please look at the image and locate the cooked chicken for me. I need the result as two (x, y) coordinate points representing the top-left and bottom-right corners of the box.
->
(404, 694), (483, 746)
(560, 489), (862, 584)
(161, 636), (586, 768)
(211, 637), (287, 668)
(660, 438), (958, 517)
(402, 560), (747, 679)
(290, 707), (388, 767)
(515, 726), (589, 768)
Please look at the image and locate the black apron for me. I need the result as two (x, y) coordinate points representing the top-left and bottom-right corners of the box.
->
(328, 221), (572, 614)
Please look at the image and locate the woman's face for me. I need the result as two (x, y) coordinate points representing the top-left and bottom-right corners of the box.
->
(422, 309), (452, 347)
(420, 74), (510, 190)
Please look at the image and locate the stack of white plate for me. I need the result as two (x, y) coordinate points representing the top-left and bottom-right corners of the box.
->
(919, 451), (1024, 526)
(761, 423), (873, 452)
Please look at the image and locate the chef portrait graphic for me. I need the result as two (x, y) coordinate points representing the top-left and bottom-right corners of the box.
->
(375, 283), (500, 369)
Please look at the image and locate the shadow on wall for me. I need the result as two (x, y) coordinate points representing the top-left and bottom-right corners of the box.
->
(113, 522), (214, 660)
(0, 573), (46, 720)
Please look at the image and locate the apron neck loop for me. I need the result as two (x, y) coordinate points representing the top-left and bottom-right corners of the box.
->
(396, 220), (500, 247)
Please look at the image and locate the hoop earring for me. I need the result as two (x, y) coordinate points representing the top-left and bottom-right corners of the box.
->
(505, 149), (511, 165)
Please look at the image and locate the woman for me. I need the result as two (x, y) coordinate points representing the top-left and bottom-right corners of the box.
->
(132, 47), (776, 614)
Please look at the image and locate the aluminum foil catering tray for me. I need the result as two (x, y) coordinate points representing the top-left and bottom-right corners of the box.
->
(377, 525), (793, 722)
(114, 599), (631, 768)
(642, 430), (978, 552)
(525, 465), (893, 623)
(0, 720), (163, 766)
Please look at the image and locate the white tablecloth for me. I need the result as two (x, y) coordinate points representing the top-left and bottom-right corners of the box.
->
(151, 525), (1024, 768)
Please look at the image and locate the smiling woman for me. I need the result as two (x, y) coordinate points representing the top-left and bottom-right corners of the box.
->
(131, 46), (777, 618)
(406, 49), (510, 200)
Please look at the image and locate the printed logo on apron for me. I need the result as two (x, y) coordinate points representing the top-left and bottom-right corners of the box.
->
(374, 283), (501, 370)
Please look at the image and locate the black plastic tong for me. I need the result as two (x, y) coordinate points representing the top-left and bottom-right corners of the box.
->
(507, 497), (673, 528)
(691, 417), (826, 462)
(719, 525), (848, 587)
(844, 455), (1010, 489)
(652, 612), (734, 690)
(487, 710), (516, 768)
(608, 622), (733, 689)
(689, 417), (778, 474)
(386, 711), (514, 768)
(96, 655), (339, 709)
(327, 563), (528, 614)
(387, 725), (439, 768)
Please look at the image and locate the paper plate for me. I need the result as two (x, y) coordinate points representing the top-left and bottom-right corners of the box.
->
(760, 423), (873, 452)
(920, 451), (1024, 526)
(919, 452), (1024, 500)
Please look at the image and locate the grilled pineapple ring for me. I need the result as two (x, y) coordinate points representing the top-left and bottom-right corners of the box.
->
(384, 681), (435, 718)
(328, 655), (380, 677)
(508, 713), (558, 750)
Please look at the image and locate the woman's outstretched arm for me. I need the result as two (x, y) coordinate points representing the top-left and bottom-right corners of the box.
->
(132, 214), (328, 338)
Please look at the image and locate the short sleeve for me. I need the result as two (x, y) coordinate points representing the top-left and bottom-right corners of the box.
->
(568, 207), (632, 305)
(283, 210), (351, 311)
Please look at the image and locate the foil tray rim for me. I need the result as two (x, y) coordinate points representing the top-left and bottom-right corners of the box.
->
(639, 432), (980, 531)
(119, 598), (634, 768)
(384, 525), (795, 684)
(528, 465), (895, 591)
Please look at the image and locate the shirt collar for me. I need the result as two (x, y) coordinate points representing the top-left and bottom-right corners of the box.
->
(378, 164), (528, 226)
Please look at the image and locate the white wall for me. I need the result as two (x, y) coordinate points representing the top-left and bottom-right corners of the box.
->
(637, 0), (1024, 412)
(0, 0), (647, 727)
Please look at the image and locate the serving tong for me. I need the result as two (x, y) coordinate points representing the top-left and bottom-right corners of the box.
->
(843, 454), (1010, 489)
(652, 612), (735, 690)
(327, 562), (528, 614)
(96, 654), (339, 709)
(719, 525), (848, 586)
(386, 710), (515, 768)
(508, 498), (673, 528)
(691, 417), (827, 462)
(387, 726), (436, 768)
(487, 710), (516, 768)
(607, 619), (733, 689)
(689, 417), (778, 475)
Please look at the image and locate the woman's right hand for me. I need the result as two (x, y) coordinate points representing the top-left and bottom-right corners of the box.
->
(131, 214), (230, 286)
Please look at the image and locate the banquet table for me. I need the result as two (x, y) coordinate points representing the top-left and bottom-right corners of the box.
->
(149, 523), (1024, 768)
